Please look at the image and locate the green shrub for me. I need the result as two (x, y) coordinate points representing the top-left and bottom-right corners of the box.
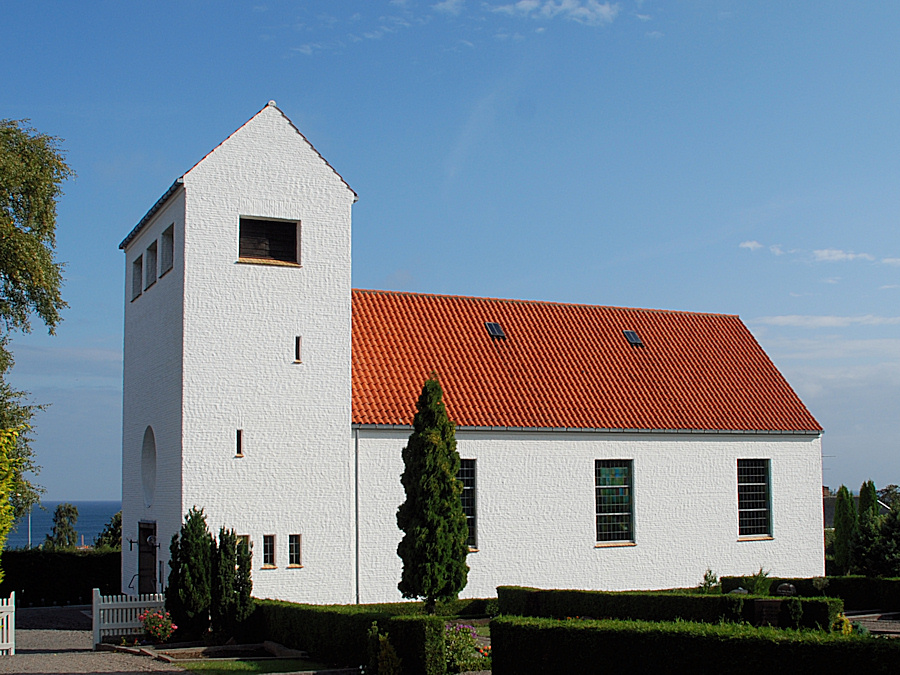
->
(721, 575), (900, 611)
(0, 549), (119, 605)
(490, 615), (900, 675)
(250, 599), (444, 675)
(496, 586), (840, 630)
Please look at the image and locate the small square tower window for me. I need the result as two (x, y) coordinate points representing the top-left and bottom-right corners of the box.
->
(239, 217), (299, 264)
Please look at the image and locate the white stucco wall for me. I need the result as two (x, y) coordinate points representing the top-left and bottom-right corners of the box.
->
(176, 104), (356, 604)
(121, 190), (186, 594)
(355, 427), (824, 603)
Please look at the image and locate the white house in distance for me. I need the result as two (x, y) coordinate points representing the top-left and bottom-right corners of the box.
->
(120, 102), (824, 605)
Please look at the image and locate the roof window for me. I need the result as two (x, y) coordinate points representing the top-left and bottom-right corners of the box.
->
(485, 322), (506, 341)
(623, 330), (644, 347)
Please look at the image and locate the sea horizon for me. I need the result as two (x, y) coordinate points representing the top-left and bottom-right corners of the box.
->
(6, 499), (122, 550)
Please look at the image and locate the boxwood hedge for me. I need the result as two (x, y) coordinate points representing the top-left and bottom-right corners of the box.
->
(490, 615), (900, 675)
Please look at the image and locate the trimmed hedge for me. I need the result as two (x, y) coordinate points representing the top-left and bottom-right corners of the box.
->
(248, 599), (447, 675)
(490, 615), (900, 675)
(721, 575), (900, 611)
(0, 549), (120, 605)
(497, 585), (841, 630)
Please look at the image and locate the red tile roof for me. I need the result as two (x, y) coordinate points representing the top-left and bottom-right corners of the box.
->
(351, 290), (821, 433)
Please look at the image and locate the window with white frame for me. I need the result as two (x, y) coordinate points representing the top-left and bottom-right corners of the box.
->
(160, 224), (174, 275)
(131, 255), (143, 300)
(145, 241), (158, 289)
(458, 459), (477, 549)
(262, 534), (275, 567)
(738, 459), (771, 537)
(595, 460), (633, 543)
(289, 534), (302, 566)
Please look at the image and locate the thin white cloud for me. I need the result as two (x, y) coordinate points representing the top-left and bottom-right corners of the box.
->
(812, 248), (875, 262)
(881, 284), (900, 290)
(770, 244), (784, 256)
(753, 315), (900, 328)
(492, 0), (620, 25)
(433, 0), (465, 15)
(645, 30), (663, 38)
(822, 277), (841, 284)
(739, 240), (763, 251)
(636, 13), (651, 21)
(882, 258), (900, 266)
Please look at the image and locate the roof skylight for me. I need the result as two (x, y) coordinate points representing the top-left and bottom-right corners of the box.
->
(623, 330), (644, 347)
(485, 322), (507, 341)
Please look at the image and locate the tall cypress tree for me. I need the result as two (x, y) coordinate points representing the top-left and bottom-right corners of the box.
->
(859, 480), (879, 520)
(833, 485), (857, 575)
(166, 507), (213, 639)
(45, 502), (78, 549)
(396, 375), (469, 613)
(211, 527), (254, 640)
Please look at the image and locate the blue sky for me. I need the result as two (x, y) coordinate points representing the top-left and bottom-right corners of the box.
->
(3, 1), (899, 499)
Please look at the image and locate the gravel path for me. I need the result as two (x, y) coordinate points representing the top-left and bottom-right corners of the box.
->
(0, 605), (186, 674)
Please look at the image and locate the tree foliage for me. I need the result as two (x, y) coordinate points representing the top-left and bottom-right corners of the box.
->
(396, 375), (469, 613)
(166, 507), (213, 639)
(859, 480), (879, 520)
(833, 485), (857, 575)
(211, 527), (254, 640)
(877, 484), (900, 511)
(44, 502), (78, 549)
(0, 119), (74, 522)
(93, 510), (121, 550)
(0, 428), (22, 582)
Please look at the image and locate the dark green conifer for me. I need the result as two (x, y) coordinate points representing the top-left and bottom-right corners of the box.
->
(396, 375), (469, 613)
(859, 480), (879, 520)
(166, 507), (213, 639)
(833, 485), (857, 575)
(211, 527), (254, 640)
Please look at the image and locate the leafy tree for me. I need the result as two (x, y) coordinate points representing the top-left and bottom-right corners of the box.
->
(0, 119), (74, 522)
(859, 480), (879, 520)
(94, 510), (122, 550)
(833, 485), (857, 575)
(0, 428), (22, 582)
(44, 502), (78, 549)
(166, 507), (213, 639)
(396, 375), (469, 613)
(872, 507), (900, 577)
(877, 484), (900, 511)
(211, 527), (254, 640)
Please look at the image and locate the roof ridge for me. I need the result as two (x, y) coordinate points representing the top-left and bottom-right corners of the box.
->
(351, 288), (739, 318)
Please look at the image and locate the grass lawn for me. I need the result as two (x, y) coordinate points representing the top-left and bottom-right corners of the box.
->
(178, 658), (333, 674)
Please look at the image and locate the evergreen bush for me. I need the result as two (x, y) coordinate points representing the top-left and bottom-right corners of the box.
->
(166, 507), (213, 640)
(396, 375), (469, 613)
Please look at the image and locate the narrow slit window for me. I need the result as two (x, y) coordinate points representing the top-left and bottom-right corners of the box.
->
(236, 429), (244, 457)
(294, 336), (302, 363)
(458, 459), (477, 549)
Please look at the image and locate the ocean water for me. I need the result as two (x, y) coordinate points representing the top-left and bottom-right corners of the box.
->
(5, 500), (122, 549)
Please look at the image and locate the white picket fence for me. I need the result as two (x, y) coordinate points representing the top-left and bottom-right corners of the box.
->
(92, 588), (164, 649)
(0, 592), (14, 655)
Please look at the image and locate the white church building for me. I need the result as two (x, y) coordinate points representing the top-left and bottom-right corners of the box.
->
(120, 102), (824, 604)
